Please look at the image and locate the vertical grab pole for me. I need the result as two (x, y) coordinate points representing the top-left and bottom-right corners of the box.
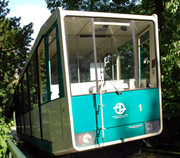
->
(76, 35), (80, 83)
(99, 86), (105, 142)
(131, 20), (139, 88)
(91, 18), (99, 92)
(100, 64), (105, 142)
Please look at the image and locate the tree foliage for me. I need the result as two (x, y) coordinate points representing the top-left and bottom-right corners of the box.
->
(0, 0), (33, 119)
(45, 0), (139, 13)
(159, 0), (180, 113)
(139, 0), (180, 112)
(0, 117), (15, 158)
(45, 0), (180, 113)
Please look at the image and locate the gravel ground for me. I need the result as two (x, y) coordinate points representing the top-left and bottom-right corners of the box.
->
(126, 149), (180, 158)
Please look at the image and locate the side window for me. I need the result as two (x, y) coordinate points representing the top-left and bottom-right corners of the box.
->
(14, 89), (20, 133)
(22, 71), (31, 135)
(38, 23), (64, 103)
(44, 22), (64, 100)
(48, 26), (59, 100)
(28, 52), (41, 138)
(38, 39), (48, 104)
(22, 72), (29, 113)
(19, 82), (25, 134)
(18, 83), (22, 115)
(28, 53), (39, 109)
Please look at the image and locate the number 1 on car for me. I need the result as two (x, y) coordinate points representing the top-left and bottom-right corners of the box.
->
(139, 104), (142, 111)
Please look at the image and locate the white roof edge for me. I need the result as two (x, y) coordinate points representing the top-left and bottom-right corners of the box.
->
(61, 8), (156, 21)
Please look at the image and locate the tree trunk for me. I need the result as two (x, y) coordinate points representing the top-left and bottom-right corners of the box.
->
(154, 0), (164, 31)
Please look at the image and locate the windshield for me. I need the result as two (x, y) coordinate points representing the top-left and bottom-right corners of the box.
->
(65, 17), (157, 96)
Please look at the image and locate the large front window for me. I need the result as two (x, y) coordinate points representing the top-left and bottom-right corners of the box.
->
(65, 17), (157, 96)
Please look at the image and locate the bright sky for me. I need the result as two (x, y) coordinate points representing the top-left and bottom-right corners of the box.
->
(7, 0), (51, 44)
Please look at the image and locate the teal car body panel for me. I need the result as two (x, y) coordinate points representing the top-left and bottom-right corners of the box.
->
(71, 88), (160, 144)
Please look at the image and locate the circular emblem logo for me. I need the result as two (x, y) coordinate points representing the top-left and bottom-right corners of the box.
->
(113, 103), (126, 114)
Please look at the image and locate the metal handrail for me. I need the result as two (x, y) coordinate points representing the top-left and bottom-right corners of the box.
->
(7, 138), (26, 158)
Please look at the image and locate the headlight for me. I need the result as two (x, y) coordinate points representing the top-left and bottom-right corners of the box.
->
(145, 120), (160, 134)
(75, 131), (94, 147)
(83, 133), (92, 144)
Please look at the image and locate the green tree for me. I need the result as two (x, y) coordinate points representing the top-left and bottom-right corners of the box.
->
(0, 117), (15, 157)
(160, 0), (180, 113)
(45, 0), (139, 13)
(0, 0), (33, 119)
(139, 0), (180, 112)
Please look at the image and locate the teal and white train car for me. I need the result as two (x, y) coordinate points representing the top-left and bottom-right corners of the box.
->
(14, 8), (162, 157)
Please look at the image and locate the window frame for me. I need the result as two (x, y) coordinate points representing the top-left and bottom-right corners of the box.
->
(44, 21), (64, 101)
